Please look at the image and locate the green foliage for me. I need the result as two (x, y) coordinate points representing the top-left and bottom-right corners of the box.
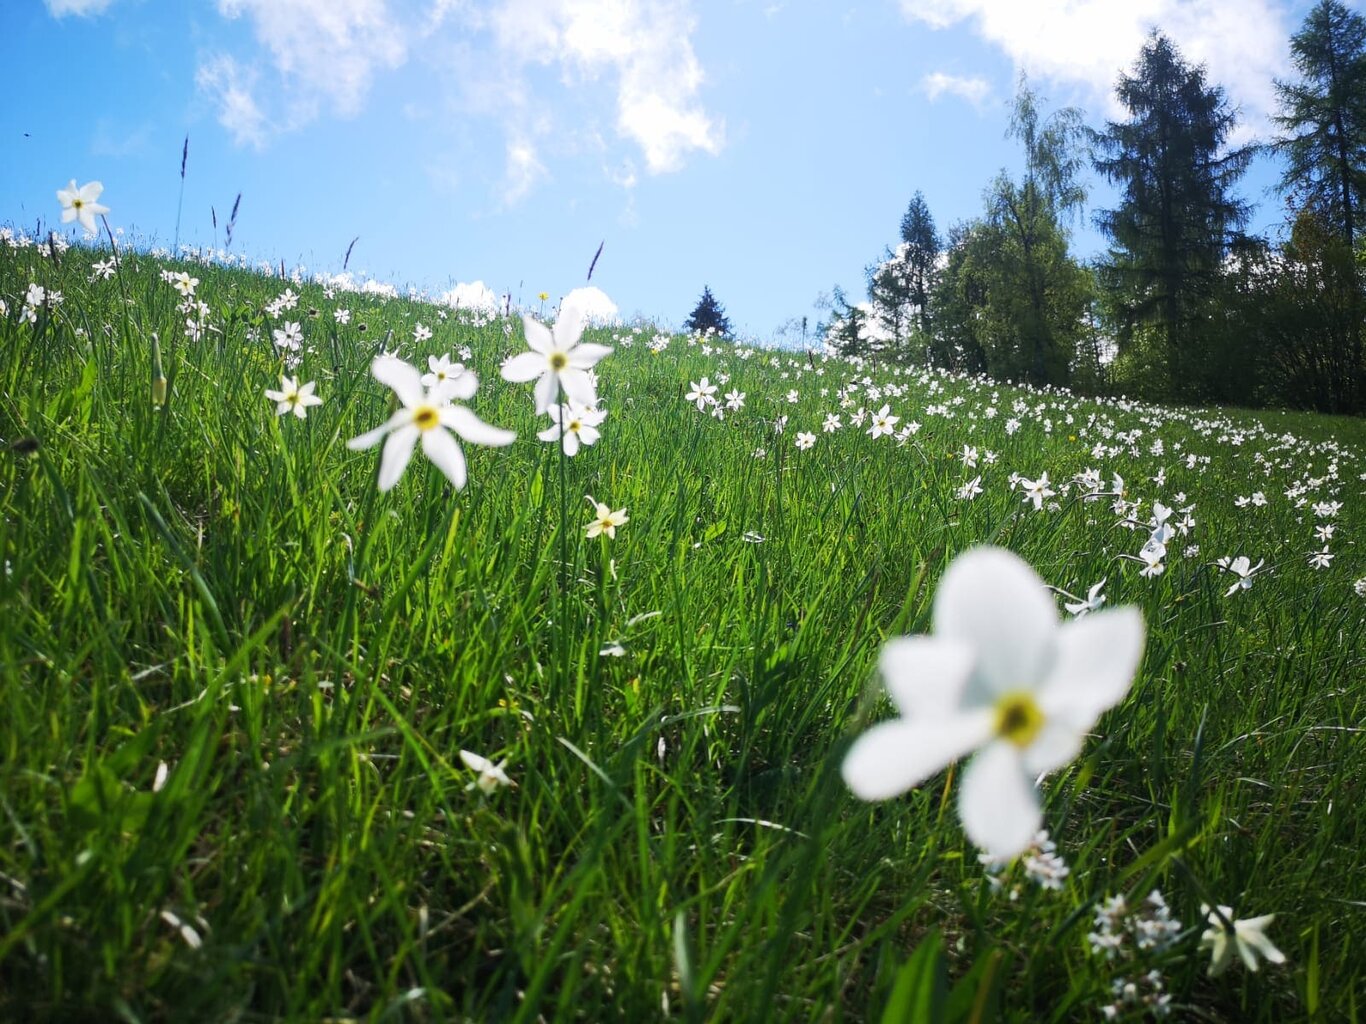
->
(1, 238), (1364, 1023)
(1274, 0), (1366, 250)
(1094, 32), (1254, 401)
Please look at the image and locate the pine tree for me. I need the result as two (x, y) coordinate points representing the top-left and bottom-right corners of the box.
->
(683, 286), (732, 338)
(1093, 31), (1253, 398)
(1274, 0), (1366, 250)
(898, 191), (940, 336)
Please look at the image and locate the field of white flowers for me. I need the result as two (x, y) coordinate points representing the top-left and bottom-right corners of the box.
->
(1, 185), (1364, 1021)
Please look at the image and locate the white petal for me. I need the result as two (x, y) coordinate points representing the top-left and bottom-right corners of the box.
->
(934, 547), (1057, 701)
(567, 342), (613, 369)
(533, 370), (558, 415)
(842, 713), (992, 802)
(348, 409), (408, 451)
(554, 302), (586, 348)
(1039, 607), (1144, 725)
(958, 741), (1042, 858)
(60, 208), (78, 224)
(1021, 719), (1086, 776)
(522, 315), (553, 355)
(559, 367), (598, 409)
(422, 429), (467, 490)
(878, 636), (974, 717)
(537, 422), (563, 442)
(441, 405), (516, 447)
(377, 425), (420, 491)
(372, 356), (425, 408)
(563, 430), (581, 457)
(501, 350), (545, 383)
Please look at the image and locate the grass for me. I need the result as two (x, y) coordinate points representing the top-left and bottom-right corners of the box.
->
(1, 233), (1363, 1022)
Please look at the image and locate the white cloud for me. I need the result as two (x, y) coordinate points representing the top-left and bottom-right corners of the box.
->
(900, 0), (1292, 136)
(562, 286), (619, 324)
(191, 0), (721, 198)
(45, 0), (115, 16)
(485, 0), (724, 174)
(215, 0), (406, 122)
(440, 280), (501, 312)
(921, 71), (992, 108)
(502, 137), (548, 205)
(196, 54), (269, 148)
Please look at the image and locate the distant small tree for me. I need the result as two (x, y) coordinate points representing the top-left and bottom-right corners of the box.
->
(684, 286), (733, 338)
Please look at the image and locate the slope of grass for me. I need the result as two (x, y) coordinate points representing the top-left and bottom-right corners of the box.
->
(1, 236), (1363, 1022)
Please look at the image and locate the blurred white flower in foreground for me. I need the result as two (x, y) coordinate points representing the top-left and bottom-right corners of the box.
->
(842, 546), (1145, 859)
(460, 750), (513, 794)
(264, 375), (323, 419)
(502, 302), (611, 414)
(1199, 906), (1285, 976)
(348, 356), (514, 492)
(57, 179), (109, 234)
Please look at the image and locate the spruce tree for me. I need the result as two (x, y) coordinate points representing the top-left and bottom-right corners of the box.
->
(1093, 31), (1253, 398)
(683, 286), (733, 338)
(1274, 0), (1366, 250)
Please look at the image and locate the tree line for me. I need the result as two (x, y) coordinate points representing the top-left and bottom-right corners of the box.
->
(822, 1), (1366, 415)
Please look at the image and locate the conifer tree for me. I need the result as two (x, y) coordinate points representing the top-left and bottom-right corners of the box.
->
(1093, 32), (1253, 398)
(1274, 0), (1366, 250)
(683, 286), (733, 338)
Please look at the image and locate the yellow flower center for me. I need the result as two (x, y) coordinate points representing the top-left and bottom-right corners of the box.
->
(549, 351), (569, 371)
(993, 692), (1044, 748)
(567, 418), (582, 433)
(413, 405), (440, 431)
(73, 198), (84, 209)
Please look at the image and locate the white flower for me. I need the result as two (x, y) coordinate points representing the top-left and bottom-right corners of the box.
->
(1216, 555), (1264, 597)
(795, 431), (816, 450)
(538, 401), (605, 457)
(1019, 473), (1056, 510)
(347, 356), (514, 492)
(264, 375), (323, 419)
(585, 497), (628, 539)
(56, 179), (109, 234)
(502, 304), (611, 414)
(1199, 906), (1286, 977)
(1308, 546), (1334, 569)
(1064, 579), (1106, 617)
(956, 475), (983, 501)
(868, 404), (899, 438)
(842, 547), (1145, 858)
(684, 377), (718, 410)
(460, 750), (513, 794)
(420, 353), (474, 398)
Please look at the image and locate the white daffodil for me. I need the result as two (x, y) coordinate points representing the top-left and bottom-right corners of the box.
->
(842, 546), (1145, 859)
(348, 356), (514, 492)
(538, 401), (605, 457)
(1199, 906), (1286, 976)
(1064, 579), (1107, 617)
(420, 353), (475, 399)
(264, 375), (323, 419)
(501, 303), (611, 414)
(1216, 555), (1265, 597)
(585, 497), (628, 539)
(57, 179), (109, 234)
(459, 750), (513, 794)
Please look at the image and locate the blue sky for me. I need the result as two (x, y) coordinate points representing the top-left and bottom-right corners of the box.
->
(0, 0), (1342, 338)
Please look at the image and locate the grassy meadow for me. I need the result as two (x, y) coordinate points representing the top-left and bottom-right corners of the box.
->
(0, 233), (1364, 1022)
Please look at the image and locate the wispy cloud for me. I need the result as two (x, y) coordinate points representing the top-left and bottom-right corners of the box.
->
(196, 54), (268, 149)
(921, 71), (992, 109)
(45, 0), (116, 16)
(900, 0), (1292, 137)
(182, 0), (722, 202)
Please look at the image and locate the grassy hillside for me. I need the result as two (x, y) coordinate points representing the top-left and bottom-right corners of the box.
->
(1, 234), (1363, 1022)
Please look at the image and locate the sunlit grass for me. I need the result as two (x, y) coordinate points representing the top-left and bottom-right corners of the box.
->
(0, 235), (1362, 1022)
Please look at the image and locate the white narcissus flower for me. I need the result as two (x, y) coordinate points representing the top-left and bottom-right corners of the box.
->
(459, 750), (513, 794)
(348, 356), (514, 492)
(1199, 906), (1286, 976)
(265, 375), (323, 419)
(501, 302), (612, 414)
(57, 180), (109, 234)
(585, 497), (628, 539)
(421, 353), (474, 397)
(842, 546), (1145, 859)
(1064, 579), (1107, 617)
(538, 401), (605, 457)
(1216, 555), (1264, 597)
